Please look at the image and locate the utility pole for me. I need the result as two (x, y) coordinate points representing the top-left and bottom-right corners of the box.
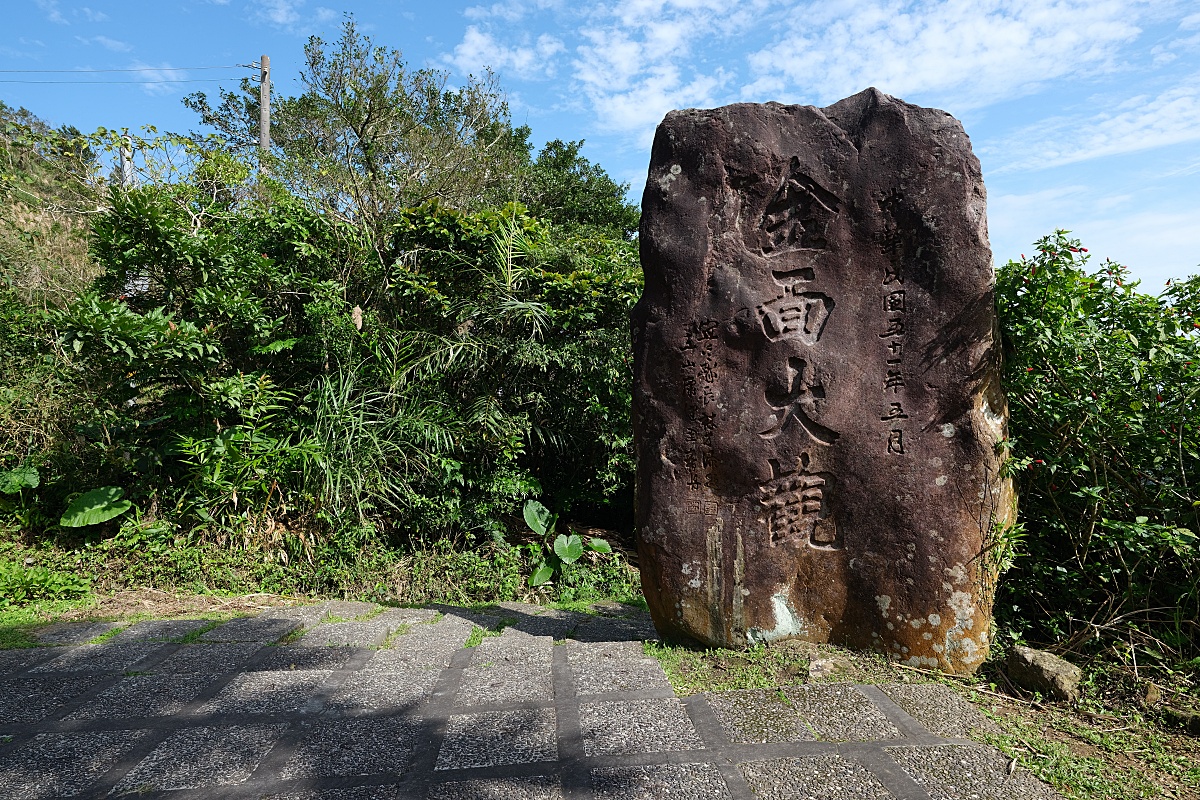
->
(119, 135), (134, 186)
(258, 54), (270, 154)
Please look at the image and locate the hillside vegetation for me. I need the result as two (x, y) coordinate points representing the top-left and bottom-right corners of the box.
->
(1, 22), (1197, 693)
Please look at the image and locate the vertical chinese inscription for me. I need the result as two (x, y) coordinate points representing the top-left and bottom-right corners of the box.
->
(878, 193), (909, 454)
(681, 318), (720, 515)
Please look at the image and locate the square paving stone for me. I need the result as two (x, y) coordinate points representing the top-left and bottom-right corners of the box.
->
(429, 775), (562, 800)
(262, 789), (400, 800)
(374, 607), (438, 625)
(470, 631), (554, 666)
(30, 642), (162, 673)
(782, 684), (901, 741)
(493, 603), (583, 639)
(327, 669), (439, 713)
(317, 600), (383, 620)
(0, 729), (151, 799)
(578, 698), (703, 756)
(151, 642), (263, 674)
(590, 763), (731, 800)
(65, 673), (219, 720)
(263, 605), (329, 628)
(199, 670), (332, 714)
(252, 646), (356, 672)
(0, 648), (58, 677)
(739, 756), (893, 800)
(280, 716), (422, 778)
(435, 708), (557, 769)
(0, 674), (109, 724)
(568, 641), (673, 696)
(31, 622), (119, 646)
(433, 605), (508, 629)
(572, 616), (659, 643)
(888, 744), (1065, 800)
(300, 620), (397, 648)
(880, 682), (1002, 738)
(368, 627), (461, 669)
(113, 724), (287, 793)
(456, 662), (553, 706)
(201, 617), (302, 643)
(107, 619), (210, 644)
(705, 690), (816, 743)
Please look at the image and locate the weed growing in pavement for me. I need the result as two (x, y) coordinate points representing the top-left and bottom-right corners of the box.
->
(644, 641), (812, 695)
(85, 626), (124, 644)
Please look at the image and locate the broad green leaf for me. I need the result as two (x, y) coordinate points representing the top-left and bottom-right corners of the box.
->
(1135, 516), (1149, 524)
(528, 563), (555, 586)
(587, 537), (612, 554)
(0, 466), (39, 494)
(59, 486), (133, 527)
(523, 499), (554, 536)
(554, 533), (584, 564)
(250, 338), (301, 355)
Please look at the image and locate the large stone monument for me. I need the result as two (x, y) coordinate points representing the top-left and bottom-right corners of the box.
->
(632, 88), (1015, 674)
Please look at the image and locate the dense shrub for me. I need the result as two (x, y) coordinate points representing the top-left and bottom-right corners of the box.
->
(995, 231), (1200, 660)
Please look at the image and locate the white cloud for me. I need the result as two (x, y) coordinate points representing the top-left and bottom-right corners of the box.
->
(987, 186), (1200, 287)
(78, 7), (108, 22)
(445, 26), (565, 79)
(568, 0), (768, 134)
(741, 0), (1145, 108)
(36, 0), (68, 25)
(987, 77), (1200, 172)
(257, 0), (301, 27)
(127, 62), (189, 97)
(252, 0), (333, 33)
(75, 35), (132, 52)
(465, 0), (562, 22)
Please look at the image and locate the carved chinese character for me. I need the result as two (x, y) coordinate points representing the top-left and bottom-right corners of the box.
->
(759, 357), (840, 445)
(887, 429), (906, 454)
(883, 263), (903, 285)
(884, 369), (905, 393)
(754, 160), (842, 255)
(878, 317), (905, 338)
(758, 454), (839, 548)
(758, 291), (834, 343)
(881, 402), (909, 421)
(884, 290), (906, 313)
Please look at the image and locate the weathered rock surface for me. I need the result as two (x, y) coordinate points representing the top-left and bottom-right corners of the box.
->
(1007, 646), (1082, 702)
(632, 88), (1015, 674)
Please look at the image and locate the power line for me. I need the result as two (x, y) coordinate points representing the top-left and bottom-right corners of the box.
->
(0, 65), (250, 73)
(0, 78), (246, 85)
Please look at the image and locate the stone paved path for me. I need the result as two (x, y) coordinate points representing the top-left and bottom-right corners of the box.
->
(0, 601), (1063, 799)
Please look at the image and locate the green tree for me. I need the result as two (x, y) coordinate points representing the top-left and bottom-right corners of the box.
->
(518, 138), (640, 239)
(185, 18), (525, 244)
(995, 231), (1200, 660)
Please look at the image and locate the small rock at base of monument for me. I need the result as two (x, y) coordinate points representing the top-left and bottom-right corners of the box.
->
(632, 88), (1015, 675)
(1007, 646), (1082, 702)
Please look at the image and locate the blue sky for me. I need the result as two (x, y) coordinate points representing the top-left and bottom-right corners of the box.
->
(4, 0), (1199, 289)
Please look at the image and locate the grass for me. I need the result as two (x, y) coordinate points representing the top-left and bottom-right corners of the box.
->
(464, 623), (506, 648)
(646, 640), (811, 694)
(644, 635), (1200, 800)
(0, 596), (94, 648)
(86, 625), (124, 644)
